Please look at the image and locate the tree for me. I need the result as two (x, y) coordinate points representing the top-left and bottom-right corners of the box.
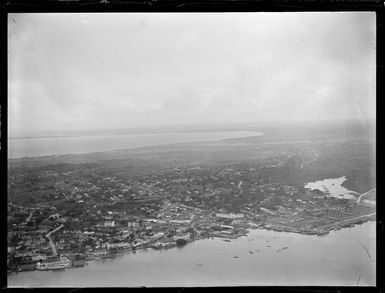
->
(176, 239), (187, 246)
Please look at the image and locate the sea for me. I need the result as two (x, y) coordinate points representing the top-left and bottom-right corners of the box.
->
(8, 130), (263, 159)
(8, 221), (376, 287)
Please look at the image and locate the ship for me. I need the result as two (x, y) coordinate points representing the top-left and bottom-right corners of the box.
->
(36, 258), (72, 271)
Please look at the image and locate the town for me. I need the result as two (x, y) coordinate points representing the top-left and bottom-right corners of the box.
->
(7, 132), (376, 272)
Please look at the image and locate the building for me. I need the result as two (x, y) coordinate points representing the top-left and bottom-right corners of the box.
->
(107, 242), (131, 250)
(232, 213), (244, 219)
(216, 213), (244, 220)
(170, 219), (191, 225)
(216, 213), (233, 219)
(31, 254), (47, 262)
(127, 220), (139, 230)
(104, 221), (115, 227)
(173, 233), (190, 241)
(151, 232), (165, 240)
(260, 208), (276, 215)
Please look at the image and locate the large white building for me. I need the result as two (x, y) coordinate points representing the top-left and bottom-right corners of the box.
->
(215, 213), (244, 220)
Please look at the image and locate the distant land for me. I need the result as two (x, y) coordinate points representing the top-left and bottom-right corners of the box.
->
(8, 119), (374, 139)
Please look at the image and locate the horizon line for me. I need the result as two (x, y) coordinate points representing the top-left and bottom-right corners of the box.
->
(8, 118), (375, 140)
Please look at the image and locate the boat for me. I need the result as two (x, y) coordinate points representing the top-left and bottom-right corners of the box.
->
(276, 246), (289, 252)
(36, 259), (72, 271)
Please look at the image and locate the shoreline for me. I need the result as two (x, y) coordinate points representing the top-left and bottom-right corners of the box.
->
(7, 219), (376, 275)
(8, 131), (264, 160)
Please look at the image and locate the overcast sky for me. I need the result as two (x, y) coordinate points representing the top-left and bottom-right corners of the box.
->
(8, 12), (376, 136)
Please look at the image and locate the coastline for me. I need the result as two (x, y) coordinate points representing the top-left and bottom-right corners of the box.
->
(8, 130), (264, 159)
(7, 218), (376, 275)
(7, 221), (376, 287)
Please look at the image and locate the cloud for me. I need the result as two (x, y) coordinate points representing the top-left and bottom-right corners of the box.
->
(8, 12), (376, 135)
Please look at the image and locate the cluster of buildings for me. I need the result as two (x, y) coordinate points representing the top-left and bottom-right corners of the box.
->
(7, 155), (376, 272)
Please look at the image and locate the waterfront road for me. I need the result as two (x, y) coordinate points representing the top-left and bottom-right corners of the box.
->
(340, 213), (376, 224)
(317, 213), (376, 231)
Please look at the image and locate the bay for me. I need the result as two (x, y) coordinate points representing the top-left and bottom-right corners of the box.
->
(8, 131), (263, 159)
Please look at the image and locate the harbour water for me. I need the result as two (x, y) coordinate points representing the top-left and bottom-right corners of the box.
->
(8, 131), (263, 159)
(8, 221), (376, 287)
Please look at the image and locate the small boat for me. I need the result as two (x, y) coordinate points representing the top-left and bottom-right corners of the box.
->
(233, 256), (239, 258)
(276, 246), (288, 252)
(223, 239), (231, 242)
(249, 251), (253, 254)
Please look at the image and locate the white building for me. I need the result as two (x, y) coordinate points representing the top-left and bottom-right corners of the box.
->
(216, 213), (244, 220)
(104, 220), (115, 227)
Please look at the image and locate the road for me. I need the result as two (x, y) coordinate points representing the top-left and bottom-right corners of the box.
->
(340, 213), (376, 224)
(357, 188), (376, 204)
(237, 181), (243, 195)
(46, 224), (64, 257)
(26, 211), (34, 222)
(317, 213), (376, 231)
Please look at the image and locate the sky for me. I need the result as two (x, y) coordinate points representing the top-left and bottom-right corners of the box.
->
(8, 12), (376, 136)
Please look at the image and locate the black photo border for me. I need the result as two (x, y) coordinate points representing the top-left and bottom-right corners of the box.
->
(1, 1), (383, 292)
